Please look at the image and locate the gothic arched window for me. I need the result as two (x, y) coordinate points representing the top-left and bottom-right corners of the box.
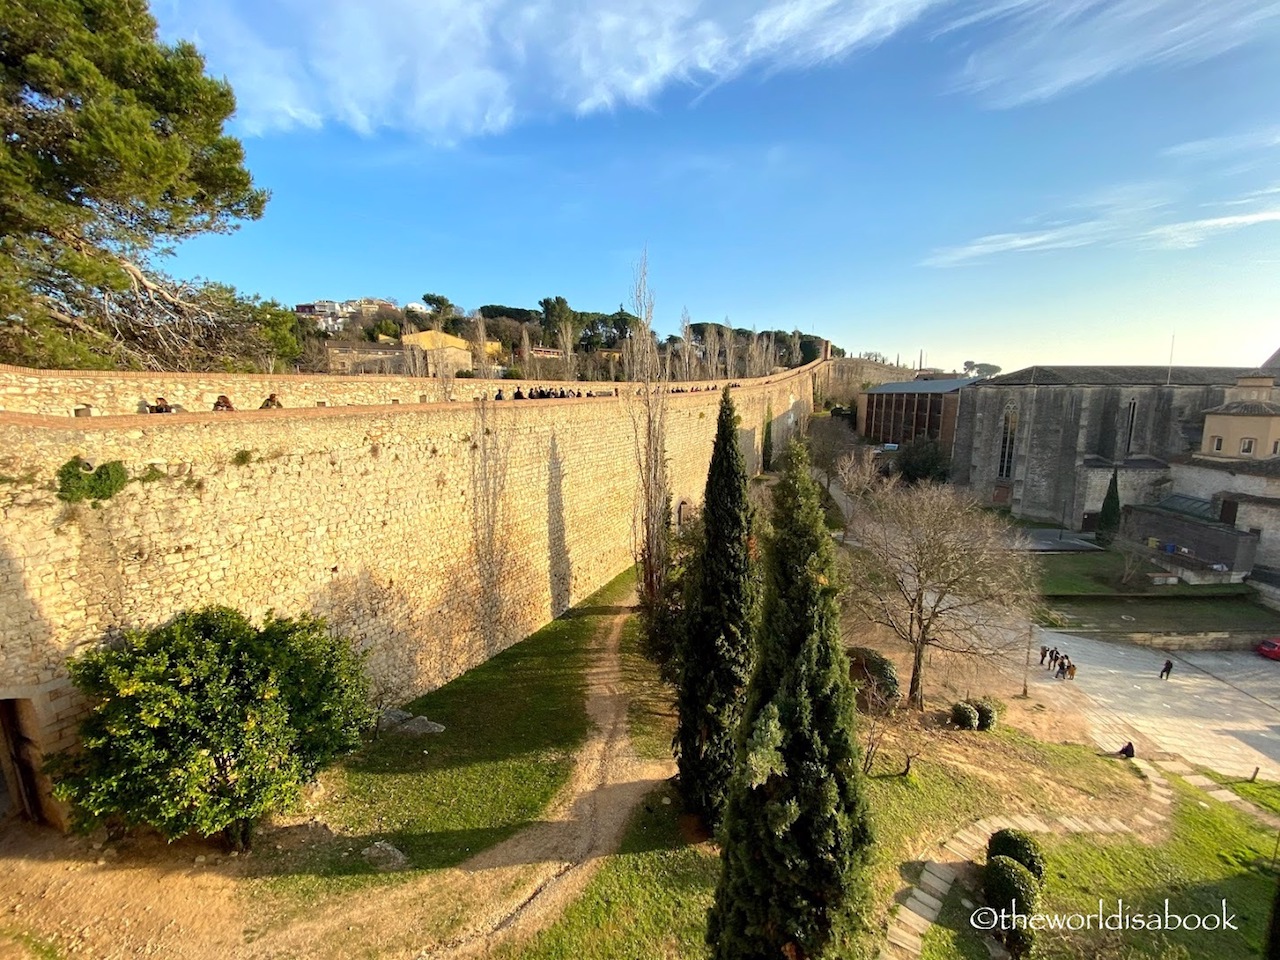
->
(998, 404), (1018, 480)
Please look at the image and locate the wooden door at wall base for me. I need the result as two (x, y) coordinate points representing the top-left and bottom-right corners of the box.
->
(0, 700), (43, 824)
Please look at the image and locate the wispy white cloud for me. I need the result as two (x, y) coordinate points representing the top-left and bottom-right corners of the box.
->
(1143, 210), (1280, 249)
(158, 0), (1280, 140)
(924, 182), (1280, 265)
(1164, 126), (1280, 159)
(944, 0), (1280, 107)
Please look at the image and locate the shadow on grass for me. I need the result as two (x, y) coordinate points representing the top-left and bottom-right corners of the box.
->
(560, 604), (640, 618)
(255, 776), (687, 883)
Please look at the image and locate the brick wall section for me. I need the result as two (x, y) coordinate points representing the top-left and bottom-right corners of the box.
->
(0, 364), (816, 819)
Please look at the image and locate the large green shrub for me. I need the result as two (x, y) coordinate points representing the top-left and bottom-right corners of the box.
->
(951, 701), (979, 730)
(985, 855), (1040, 958)
(987, 828), (1046, 883)
(848, 646), (901, 714)
(54, 607), (372, 849)
(56, 458), (129, 502)
(967, 698), (999, 732)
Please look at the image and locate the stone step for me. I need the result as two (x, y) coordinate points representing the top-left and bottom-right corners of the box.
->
(887, 923), (923, 955)
(922, 861), (957, 885)
(918, 871), (951, 900)
(904, 893), (941, 924)
(909, 885), (943, 914)
(897, 905), (932, 936)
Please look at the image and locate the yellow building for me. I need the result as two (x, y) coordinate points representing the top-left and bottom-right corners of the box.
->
(1200, 372), (1280, 461)
(403, 329), (503, 359)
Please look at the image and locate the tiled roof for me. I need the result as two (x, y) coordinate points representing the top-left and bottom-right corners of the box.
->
(1172, 455), (1280, 478)
(1203, 400), (1280, 416)
(979, 366), (1275, 387)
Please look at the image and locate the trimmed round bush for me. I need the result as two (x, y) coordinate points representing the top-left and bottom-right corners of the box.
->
(985, 855), (1040, 958)
(975, 695), (1007, 719)
(951, 701), (979, 730)
(848, 647), (901, 714)
(967, 698), (999, 732)
(987, 828), (1046, 883)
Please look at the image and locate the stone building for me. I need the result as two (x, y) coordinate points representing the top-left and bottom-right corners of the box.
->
(1135, 370), (1280, 576)
(950, 364), (1279, 529)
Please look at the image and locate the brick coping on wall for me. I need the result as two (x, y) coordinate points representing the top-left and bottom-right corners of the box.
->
(0, 359), (824, 427)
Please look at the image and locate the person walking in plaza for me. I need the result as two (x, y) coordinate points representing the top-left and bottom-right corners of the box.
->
(1056, 657), (1069, 680)
(1039, 644), (1048, 665)
(1160, 659), (1173, 680)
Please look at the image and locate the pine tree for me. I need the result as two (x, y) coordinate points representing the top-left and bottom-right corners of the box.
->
(677, 387), (757, 828)
(1097, 469), (1121, 546)
(708, 441), (874, 960)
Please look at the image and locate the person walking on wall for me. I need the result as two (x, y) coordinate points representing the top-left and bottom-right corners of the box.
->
(1160, 659), (1174, 680)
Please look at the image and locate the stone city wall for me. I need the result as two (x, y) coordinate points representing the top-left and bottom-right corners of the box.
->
(0, 362), (817, 823)
(0, 361), (822, 419)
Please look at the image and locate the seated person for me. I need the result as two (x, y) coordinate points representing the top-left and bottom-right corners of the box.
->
(259, 393), (283, 409)
(213, 395), (234, 412)
(150, 397), (173, 413)
(1118, 741), (1135, 759)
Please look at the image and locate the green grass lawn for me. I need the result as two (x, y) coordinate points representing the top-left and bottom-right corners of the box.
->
(1048, 596), (1280, 634)
(1033, 780), (1274, 959)
(920, 884), (990, 960)
(497, 782), (719, 960)
(1039, 551), (1255, 598)
(1204, 770), (1280, 818)
(248, 568), (636, 909)
(617, 606), (677, 763)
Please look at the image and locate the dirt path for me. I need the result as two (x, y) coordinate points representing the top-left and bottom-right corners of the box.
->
(0, 607), (671, 960)
(259, 607), (671, 959)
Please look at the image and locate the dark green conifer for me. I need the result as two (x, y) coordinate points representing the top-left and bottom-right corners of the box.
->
(677, 387), (756, 828)
(708, 441), (874, 960)
(1097, 469), (1121, 546)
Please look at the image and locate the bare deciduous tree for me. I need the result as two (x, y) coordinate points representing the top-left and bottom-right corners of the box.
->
(723, 318), (737, 380)
(844, 484), (1037, 710)
(429, 317), (456, 401)
(680, 307), (695, 381)
(1117, 538), (1149, 587)
(625, 249), (670, 612)
(472, 313), (492, 381)
(558, 319), (577, 381)
(703, 323), (720, 379)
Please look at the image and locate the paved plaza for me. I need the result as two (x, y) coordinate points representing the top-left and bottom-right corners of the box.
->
(1031, 629), (1280, 780)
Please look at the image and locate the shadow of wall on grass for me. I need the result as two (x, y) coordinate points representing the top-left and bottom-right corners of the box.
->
(548, 432), (571, 618)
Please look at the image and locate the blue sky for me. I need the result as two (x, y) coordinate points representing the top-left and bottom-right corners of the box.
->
(152, 0), (1280, 372)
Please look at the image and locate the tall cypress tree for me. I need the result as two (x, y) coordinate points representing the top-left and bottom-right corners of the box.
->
(708, 441), (873, 960)
(677, 387), (756, 828)
(1097, 469), (1121, 546)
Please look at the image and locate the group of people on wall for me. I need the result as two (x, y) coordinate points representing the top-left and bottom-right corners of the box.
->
(146, 394), (283, 414)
